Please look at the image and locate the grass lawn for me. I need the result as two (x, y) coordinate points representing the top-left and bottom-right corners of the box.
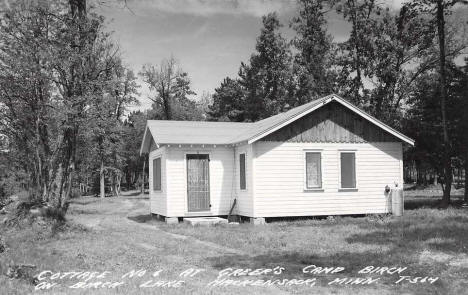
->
(0, 189), (467, 295)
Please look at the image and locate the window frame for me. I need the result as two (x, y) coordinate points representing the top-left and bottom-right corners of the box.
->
(338, 150), (358, 191)
(239, 153), (247, 190)
(153, 156), (162, 192)
(303, 150), (323, 191)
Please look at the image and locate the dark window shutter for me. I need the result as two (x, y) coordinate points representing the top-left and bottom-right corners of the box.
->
(340, 153), (356, 188)
(153, 158), (161, 191)
(240, 153), (246, 190)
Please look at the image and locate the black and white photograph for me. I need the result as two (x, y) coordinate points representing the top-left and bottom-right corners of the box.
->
(0, 0), (467, 294)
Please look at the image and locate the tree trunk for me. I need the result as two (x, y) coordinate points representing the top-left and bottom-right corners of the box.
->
(110, 174), (115, 196)
(116, 174), (121, 196)
(162, 93), (172, 120)
(69, 0), (86, 18)
(141, 161), (146, 193)
(100, 161), (105, 198)
(436, 0), (452, 208)
(464, 155), (468, 205)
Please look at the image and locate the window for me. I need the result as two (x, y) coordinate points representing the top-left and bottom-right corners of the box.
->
(340, 152), (356, 189)
(305, 152), (322, 189)
(239, 153), (246, 190)
(153, 157), (161, 191)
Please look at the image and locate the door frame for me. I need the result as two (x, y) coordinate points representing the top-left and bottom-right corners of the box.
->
(184, 152), (211, 213)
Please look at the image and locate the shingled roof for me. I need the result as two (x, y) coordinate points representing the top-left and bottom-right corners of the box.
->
(140, 94), (414, 154)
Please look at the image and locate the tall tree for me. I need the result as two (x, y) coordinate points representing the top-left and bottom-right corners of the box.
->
(335, 0), (381, 107)
(240, 13), (293, 121)
(208, 77), (245, 121)
(0, 0), (127, 213)
(290, 0), (337, 105)
(408, 0), (468, 207)
(196, 91), (213, 120)
(140, 57), (197, 120)
(84, 61), (138, 198)
(121, 111), (148, 190)
(366, 5), (436, 125)
(450, 59), (468, 205)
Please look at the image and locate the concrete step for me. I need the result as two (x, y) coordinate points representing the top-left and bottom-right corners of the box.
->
(183, 217), (228, 226)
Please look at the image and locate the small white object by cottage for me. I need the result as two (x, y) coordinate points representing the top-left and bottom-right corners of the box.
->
(140, 94), (414, 223)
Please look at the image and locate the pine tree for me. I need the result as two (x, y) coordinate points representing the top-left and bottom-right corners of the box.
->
(290, 0), (337, 105)
(240, 12), (293, 121)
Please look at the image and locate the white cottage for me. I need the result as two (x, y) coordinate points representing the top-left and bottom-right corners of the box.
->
(140, 94), (414, 224)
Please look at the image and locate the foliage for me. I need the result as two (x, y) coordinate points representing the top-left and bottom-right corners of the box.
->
(290, 0), (337, 105)
(0, 0), (135, 211)
(0, 0), (467, 211)
(208, 77), (246, 121)
(140, 57), (203, 121)
(209, 13), (294, 122)
(206, 0), (468, 206)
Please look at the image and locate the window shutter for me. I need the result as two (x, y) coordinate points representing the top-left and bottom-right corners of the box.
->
(153, 158), (161, 191)
(240, 153), (246, 190)
(340, 153), (356, 188)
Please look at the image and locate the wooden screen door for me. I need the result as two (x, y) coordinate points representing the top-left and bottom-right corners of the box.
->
(186, 154), (210, 212)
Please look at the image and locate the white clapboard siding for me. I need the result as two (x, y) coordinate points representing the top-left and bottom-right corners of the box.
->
(234, 145), (254, 216)
(165, 146), (235, 217)
(149, 146), (167, 216)
(252, 141), (402, 217)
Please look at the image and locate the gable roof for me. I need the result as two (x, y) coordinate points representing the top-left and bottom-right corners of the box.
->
(140, 94), (414, 154)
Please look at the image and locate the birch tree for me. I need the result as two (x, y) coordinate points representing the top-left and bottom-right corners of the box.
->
(0, 0), (128, 214)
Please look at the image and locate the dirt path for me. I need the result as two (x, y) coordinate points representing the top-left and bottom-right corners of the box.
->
(69, 191), (247, 256)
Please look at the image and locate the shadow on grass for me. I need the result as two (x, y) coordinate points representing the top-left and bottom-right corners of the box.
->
(70, 209), (100, 215)
(69, 199), (100, 206)
(206, 213), (467, 293)
(123, 197), (150, 200)
(127, 214), (153, 223)
(121, 191), (144, 197)
(266, 214), (367, 224)
(346, 216), (468, 254)
(405, 197), (464, 210)
(206, 250), (446, 292)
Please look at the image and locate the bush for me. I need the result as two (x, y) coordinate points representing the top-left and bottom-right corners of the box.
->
(42, 206), (67, 222)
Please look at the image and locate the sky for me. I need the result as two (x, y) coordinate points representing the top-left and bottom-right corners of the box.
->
(97, 0), (406, 111)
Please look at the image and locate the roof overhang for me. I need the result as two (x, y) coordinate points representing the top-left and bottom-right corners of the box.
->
(140, 94), (415, 152)
(247, 94), (415, 146)
(139, 124), (156, 155)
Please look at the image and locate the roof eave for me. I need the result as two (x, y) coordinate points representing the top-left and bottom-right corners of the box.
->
(139, 124), (150, 156)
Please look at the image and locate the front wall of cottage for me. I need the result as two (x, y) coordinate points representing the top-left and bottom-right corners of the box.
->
(234, 144), (254, 217)
(165, 146), (236, 217)
(149, 146), (167, 216)
(252, 141), (403, 217)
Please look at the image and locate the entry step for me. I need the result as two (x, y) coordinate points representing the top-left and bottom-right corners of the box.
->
(183, 217), (228, 226)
